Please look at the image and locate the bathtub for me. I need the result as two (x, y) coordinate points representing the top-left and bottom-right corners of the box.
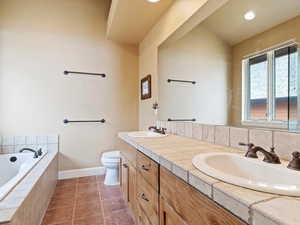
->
(0, 150), (47, 201)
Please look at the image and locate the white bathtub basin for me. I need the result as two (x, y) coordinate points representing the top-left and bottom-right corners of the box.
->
(0, 150), (47, 200)
(128, 131), (167, 138)
(192, 152), (300, 196)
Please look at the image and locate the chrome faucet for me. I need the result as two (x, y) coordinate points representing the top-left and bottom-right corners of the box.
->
(148, 126), (166, 135)
(19, 148), (42, 158)
(239, 143), (281, 164)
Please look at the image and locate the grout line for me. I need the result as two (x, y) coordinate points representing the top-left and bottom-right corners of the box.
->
(71, 179), (78, 225)
(249, 196), (278, 208)
(248, 196), (279, 225)
(98, 178), (107, 225)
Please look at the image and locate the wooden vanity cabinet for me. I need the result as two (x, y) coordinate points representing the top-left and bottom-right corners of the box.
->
(120, 147), (246, 225)
(160, 168), (246, 225)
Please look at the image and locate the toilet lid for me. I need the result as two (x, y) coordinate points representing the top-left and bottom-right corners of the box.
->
(102, 151), (120, 159)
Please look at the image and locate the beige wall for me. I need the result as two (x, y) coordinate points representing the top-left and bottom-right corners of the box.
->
(158, 25), (231, 124)
(139, 0), (229, 130)
(230, 15), (300, 126)
(0, 0), (139, 170)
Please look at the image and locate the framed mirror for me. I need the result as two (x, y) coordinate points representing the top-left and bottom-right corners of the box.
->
(157, 0), (300, 132)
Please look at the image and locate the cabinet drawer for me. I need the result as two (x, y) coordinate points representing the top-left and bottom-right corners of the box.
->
(136, 151), (159, 191)
(160, 168), (246, 225)
(137, 172), (159, 225)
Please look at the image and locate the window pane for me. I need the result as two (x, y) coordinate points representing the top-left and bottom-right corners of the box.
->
(274, 51), (289, 120)
(289, 49), (298, 121)
(274, 46), (298, 121)
(249, 54), (268, 120)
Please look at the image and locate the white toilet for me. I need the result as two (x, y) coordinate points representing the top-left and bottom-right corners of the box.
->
(101, 151), (121, 186)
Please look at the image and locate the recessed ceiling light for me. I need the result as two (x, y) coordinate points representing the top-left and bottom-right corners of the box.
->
(147, 0), (160, 3)
(244, 11), (256, 21)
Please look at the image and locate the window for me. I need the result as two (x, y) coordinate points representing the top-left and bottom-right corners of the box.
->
(242, 43), (298, 128)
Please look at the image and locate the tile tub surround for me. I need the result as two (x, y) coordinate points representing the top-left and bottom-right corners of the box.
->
(0, 135), (59, 154)
(118, 132), (300, 225)
(0, 140), (59, 225)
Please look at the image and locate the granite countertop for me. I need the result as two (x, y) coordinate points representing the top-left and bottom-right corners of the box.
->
(118, 132), (300, 225)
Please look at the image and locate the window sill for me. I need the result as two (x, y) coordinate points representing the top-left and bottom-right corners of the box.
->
(241, 120), (288, 129)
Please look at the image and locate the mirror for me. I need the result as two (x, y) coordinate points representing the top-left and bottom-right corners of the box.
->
(157, 0), (300, 132)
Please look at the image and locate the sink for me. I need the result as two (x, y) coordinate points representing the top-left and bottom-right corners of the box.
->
(128, 131), (168, 138)
(192, 152), (300, 196)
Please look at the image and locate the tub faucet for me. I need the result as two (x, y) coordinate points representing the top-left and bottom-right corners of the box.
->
(19, 148), (39, 158)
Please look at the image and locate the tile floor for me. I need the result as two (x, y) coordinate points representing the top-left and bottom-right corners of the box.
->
(42, 175), (135, 225)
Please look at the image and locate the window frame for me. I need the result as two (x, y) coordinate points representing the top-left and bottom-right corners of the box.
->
(242, 41), (298, 129)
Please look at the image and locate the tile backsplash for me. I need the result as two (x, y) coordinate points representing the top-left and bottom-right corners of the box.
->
(0, 135), (59, 154)
(157, 120), (300, 161)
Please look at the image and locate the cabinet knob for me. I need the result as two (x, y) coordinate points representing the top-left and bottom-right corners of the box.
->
(122, 163), (128, 168)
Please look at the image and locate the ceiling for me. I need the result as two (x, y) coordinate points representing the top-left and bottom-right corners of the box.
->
(107, 0), (174, 45)
(202, 0), (300, 46)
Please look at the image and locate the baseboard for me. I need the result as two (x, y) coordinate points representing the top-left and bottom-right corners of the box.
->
(58, 167), (105, 180)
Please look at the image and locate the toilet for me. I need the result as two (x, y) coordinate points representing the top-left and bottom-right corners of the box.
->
(101, 151), (121, 186)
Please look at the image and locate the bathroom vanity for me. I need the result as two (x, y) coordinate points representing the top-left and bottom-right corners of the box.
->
(118, 130), (300, 225)
(119, 133), (246, 225)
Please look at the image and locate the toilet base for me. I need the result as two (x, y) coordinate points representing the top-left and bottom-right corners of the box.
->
(104, 167), (119, 186)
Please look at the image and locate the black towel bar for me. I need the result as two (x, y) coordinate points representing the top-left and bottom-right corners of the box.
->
(64, 70), (106, 78)
(168, 118), (196, 122)
(167, 79), (196, 84)
(63, 119), (105, 124)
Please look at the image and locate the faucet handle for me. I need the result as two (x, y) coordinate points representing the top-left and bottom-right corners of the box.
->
(270, 147), (275, 153)
(37, 148), (43, 156)
(292, 151), (300, 159)
(239, 142), (254, 148)
(287, 151), (300, 171)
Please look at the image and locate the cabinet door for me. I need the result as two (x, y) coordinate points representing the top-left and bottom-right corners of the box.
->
(160, 196), (188, 225)
(160, 168), (246, 225)
(137, 172), (159, 225)
(128, 163), (137, 217)
(137, 203), (152, 225)
(121, 157), (129, 202)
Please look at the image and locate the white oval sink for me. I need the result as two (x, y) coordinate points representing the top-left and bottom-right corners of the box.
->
(128, 131), (168, 138)
(192, 152), (300, 196)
